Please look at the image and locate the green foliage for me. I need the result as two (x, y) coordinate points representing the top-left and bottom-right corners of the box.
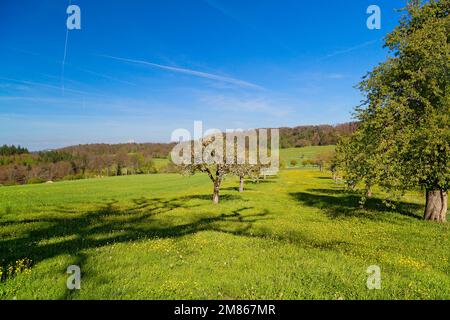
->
(26, 178), (46, 185)
(0, 145), (28, 156)
(279, 123), (357, 148)
(140, 159), (158, 174)
(38, 151), (73, 163)
(337, 0), (450, 197)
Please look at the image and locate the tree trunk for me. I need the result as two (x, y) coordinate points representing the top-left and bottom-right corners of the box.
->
(212, 180), (220, 204)
(424, 189), (448, 222)
(239, 176), (244, 193)
(365, 183), (372, 198)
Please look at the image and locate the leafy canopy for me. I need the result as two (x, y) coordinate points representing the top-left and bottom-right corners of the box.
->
(337, 0), (449, 194)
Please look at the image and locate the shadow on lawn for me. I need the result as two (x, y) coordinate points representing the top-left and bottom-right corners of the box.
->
(253, 179), (277, 184)
(0, 195), (269, 276)
(290, 189), (423, 221)
(180, 194), (243, 201)
(0, 187), (352, 291)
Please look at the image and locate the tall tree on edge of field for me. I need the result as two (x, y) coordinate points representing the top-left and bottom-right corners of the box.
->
(337, 0), (449, 222)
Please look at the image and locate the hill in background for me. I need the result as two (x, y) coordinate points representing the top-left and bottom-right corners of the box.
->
(0, 122), (356, 185)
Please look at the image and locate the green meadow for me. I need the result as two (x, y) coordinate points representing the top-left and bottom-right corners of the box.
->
(280, 146), (335, 168)
(152, 158), (171, 171)
(0, 147), (449, 300)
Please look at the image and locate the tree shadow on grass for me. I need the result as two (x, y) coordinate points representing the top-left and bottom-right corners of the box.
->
(222, 186), (254, 192)
(248, 178), (277, 185)
(179, 194), (244, 202)
(0, 189), (353, 294)
(0, 197), (263, 276)
(290, 189), (423, 221)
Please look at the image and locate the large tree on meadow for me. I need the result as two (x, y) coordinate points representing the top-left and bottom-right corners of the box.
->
(175, 131), (271, 204)
(176, 136), (230, 204)
(337, 0), (449, 222)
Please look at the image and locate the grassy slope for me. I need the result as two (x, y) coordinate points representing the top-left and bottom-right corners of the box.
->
(0, 167), (449, 299)
(281, 146), (335, 168)
(152, 158), (170, 171)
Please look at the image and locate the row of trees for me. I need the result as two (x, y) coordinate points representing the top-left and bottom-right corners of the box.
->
(177, 133), (273, 204)
(1, 124), (349, 186)
(0, 145), (29, 157)
(0, 143), (179, 185)
(335, 0), (449, 222)
(302, 151), (335, 172)
(279, 123), (357, 148)
(288, 151), (336, 172)
(60, 142), (174, 159)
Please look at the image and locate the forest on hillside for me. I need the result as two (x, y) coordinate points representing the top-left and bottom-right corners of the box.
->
(0, 143), (177, 185)
(279, 122), (358, 148)
(0, 122), (356, 185)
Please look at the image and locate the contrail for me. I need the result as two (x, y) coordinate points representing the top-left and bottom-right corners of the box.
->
(61, 0), (72, 95)
(0, 76), (106, 97)
(99, 54), (263, 90)
(317, 39), (380, 61)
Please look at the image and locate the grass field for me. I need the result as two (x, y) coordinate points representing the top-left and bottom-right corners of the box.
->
(280, 146), (335, 168)
(152, 158), (170, 171)
(1, 154), (449, 299)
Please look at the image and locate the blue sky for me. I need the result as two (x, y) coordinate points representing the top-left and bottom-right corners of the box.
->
(0, 0), (405, 150)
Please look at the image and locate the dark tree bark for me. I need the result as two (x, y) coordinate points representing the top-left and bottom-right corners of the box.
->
(424, 189), (448, 222)
(239, 176), (244, 193)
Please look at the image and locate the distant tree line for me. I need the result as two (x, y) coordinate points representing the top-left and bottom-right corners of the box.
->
(279, 122), (358, 148)
(0, 122), (357, 186)
(59, 143), (173, 159)
(0, 143), (177, 186)
(0, 145), (29, 156)
(302, 151), (336, 172)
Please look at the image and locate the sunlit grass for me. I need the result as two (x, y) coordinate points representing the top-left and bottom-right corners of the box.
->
(0, 166), (448, 299)
(280, 146), (335, 168)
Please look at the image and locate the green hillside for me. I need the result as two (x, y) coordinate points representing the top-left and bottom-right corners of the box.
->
(280, 146), (335, 168)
